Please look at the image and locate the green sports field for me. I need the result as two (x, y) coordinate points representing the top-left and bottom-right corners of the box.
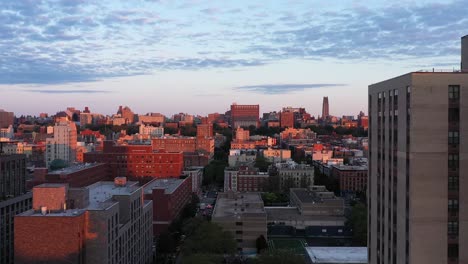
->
(268, 238), (308, 255)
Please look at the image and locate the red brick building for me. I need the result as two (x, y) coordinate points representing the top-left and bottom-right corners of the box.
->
(331, 165), (367, 193)
(84, 141), (184, 180)
(280, 110), (295, 128)
(151, 136), (214, 156)
(28, 163), (110, 189)
(231, 104), (259, 128)
(197, 123), (213, 138)
(224, 166), (269, 192)
(143, 176), (192, 235)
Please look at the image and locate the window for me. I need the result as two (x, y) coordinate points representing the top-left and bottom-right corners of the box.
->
(449, 199), (459, 211)
(449, 85), (460, 99)
(448, 175), (459, 191)
(448, 154), (459, 170)
(449, 131), (459, 144)
(448, 221), (458, 235)
(448, 244), (459, 259)
(235, 222), (243, 226)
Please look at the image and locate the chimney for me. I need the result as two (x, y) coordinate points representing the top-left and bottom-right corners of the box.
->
(462, 35), (468, 71)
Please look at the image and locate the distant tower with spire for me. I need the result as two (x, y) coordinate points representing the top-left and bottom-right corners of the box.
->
(322, 96), (329, 118)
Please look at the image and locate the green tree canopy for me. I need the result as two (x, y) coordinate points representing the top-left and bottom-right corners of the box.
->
(182, 221), (236, 256)
(254, 250), (306, 264)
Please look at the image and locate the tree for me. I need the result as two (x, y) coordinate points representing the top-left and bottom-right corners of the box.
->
(254, 156), (272, 172)
(254, 250), (305, 264)
(256, 235), (268, 254)
(182, 254), (223, 264)
(348, 202), (367, 246)
(49, 159), (68, 171)
(182, 221), (236, 256)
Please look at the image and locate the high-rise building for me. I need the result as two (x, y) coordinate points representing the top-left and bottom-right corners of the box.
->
(15, 179), (153, 264)
(45, 118), (77, 167)
(0, 154), (32, 264)
(462, 35), (468, 71)
(230, 103), (260, 128)
(368, 37), (468, 264)
(322, 97), (329, 118)
(0, 109), (14, 129)
(196, 123), (213, 138)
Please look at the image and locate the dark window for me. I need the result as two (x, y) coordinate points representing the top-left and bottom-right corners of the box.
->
(448, 154), (459, 170)
(448, 131), (459, 144)
(448, 244), (459, 259)
(449, 108), (460, 122)
(449, 85), (460, 99)
(448, 221), (459, 236)
(448, 175), (459, 191)
(235, 222), (243, 226)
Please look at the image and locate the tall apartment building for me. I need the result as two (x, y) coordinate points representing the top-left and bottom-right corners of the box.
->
(280, 110), (295, 128)
(231, 103), (260, 128)
(0, 154), (32, 264)
(368, 36), (468, 264)
(15, 178), (153, 264)
(46, 118), (77, 167)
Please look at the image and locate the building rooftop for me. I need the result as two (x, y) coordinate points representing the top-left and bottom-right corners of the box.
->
(212, 192), (266, 219)
(87, 181), (139, 209)
(265, 207), (345, 222)
(291, 188), (339, 204)
(20, 208), (87, 217)
(332, 165), (367, 171)
(47, 162), (103, 175)
(143, 178), (186, 195)
(305, 247), (367, 263)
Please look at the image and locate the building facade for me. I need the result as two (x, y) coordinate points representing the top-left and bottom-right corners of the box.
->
(143, 176), (192, 235)
(231, 104), (260, 128)
(15, 179), (153, 264)
(224, 166), (269, 192)
(212, 192), (267, 254)
(368, 42), (468, 263)
(84, 141), (184, 179)
(46, 118), (77, 167)
(0, 154), (31, 264)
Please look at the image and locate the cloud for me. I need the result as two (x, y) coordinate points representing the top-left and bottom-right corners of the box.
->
(1, 0), (467, 85)
(23, 89), (112, 94)
(234, 83), (347, 95)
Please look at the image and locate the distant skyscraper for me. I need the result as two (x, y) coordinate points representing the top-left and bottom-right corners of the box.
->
(322, 97), (329, 118)
(45, 118), (77, 167)
(368, 37), (468, 264)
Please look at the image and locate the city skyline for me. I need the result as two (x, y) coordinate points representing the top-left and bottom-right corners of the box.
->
(1, 0), (467, 116)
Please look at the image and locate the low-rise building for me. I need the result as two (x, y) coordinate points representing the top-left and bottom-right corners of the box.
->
(212, 192), (267, 254)
(262, 148), (291, 163)
(15, 178), (153, 264)
(228, 149), (257, 167)
(305, 247), (367, 264)
(224, 166), (269, 192)
(331, 165), (367, 194)
(276, 161), (314, 189)
(290, 186), (344, 216)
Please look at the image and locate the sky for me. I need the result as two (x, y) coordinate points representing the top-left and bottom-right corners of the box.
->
(0, 0), (467, 117)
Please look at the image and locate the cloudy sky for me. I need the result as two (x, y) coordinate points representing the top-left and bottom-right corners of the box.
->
(1, 0), (466, 117)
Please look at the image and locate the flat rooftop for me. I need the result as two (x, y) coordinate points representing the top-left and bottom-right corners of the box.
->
(212, 192), (266, 219)
(48, 162), (103, 175)
(143, 178), (185, 194)
(19, 208), (87, 217)
(305, 247), (367, 263)
(265, 207), (345, 223)
(87, 181), (139, 209)
(291, 188), (339, 204)
(332, 165), (367, 171)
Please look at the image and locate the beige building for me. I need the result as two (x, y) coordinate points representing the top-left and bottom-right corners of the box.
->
(212, 192), (267, 254)
(368, 36), (468, 264)
(276, 161), (314, 189)
(262, 148), (291, 163)
(46, 118), (77, 167)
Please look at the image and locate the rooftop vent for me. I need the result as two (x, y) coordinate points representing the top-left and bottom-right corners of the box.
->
(114, 177), (127, 187)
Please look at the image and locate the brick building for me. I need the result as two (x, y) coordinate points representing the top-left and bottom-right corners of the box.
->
(231, 104), (259, 128)
(280, 110), (295, 128)
(143, 176), (192, 235)
(15, 179), (153, 264)
(224, 166), (269, 192)
(196, 123), (213, 138)
(28, 163), (110, 189)
(84, 141), (184, 180)
(331, 165), (367, 194)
